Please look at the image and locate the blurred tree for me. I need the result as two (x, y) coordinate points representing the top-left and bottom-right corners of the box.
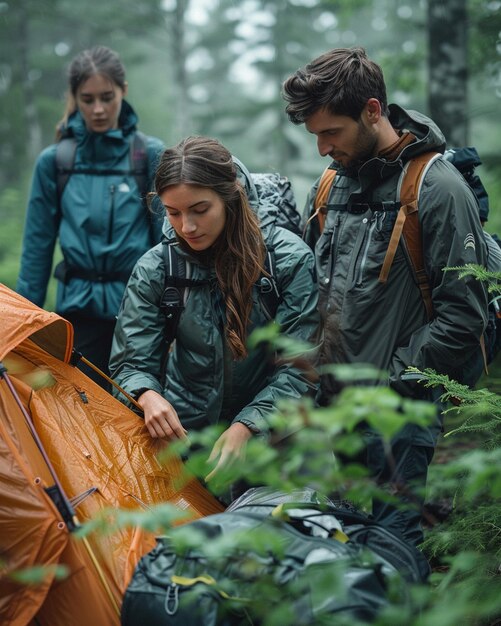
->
(163, 0), (191, 136)
(0, 0), (500, 291)
(428, 0), (468, 145)
(0, 0), (167, 190)
(191, 0), (371, 174)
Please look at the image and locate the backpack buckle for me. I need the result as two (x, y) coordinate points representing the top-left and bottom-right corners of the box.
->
(259, 276), (274, 294)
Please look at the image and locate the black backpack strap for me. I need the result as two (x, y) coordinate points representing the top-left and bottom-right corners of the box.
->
(55, 132), (149, 202)
(130, 131), (161, 246)
(129, 130), (149, 199)
(160, 242), (188, 347)
(257, 247), (281, 321)
(55, 137), (78, 214)
(160, 242), (209, 347)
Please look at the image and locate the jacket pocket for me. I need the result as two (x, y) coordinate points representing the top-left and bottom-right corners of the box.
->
(350, 209), (399, 288)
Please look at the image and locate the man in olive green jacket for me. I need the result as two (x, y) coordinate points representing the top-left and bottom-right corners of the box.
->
(283, 47), (488, 546)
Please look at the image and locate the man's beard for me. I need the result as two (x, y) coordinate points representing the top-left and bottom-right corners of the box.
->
(337, 120), (378, 175)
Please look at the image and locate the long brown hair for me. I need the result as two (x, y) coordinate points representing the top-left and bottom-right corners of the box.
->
(56, 46), (127, 140)
(155, 136), (267, 360)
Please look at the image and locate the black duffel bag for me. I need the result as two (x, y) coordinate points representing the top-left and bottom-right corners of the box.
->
(121, 487), (429, 626)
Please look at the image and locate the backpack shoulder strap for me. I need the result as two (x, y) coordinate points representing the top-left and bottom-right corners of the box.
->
(160, 242), (209, 345)
(160, 242), (189, 346)
(304, 167), (337, 237)
(55, 132), (149, 201)
(378, 152), (441, 320)
(258, 246), (281, 321)
(55, 137), (78, 202)
(129, 130), (149, 198)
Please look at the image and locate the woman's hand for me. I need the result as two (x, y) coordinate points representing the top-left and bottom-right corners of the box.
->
(137, 389), (187, 440)
(205, 422), (253, 482)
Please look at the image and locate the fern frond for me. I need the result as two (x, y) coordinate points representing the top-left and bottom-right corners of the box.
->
(444, 263), (501, 295)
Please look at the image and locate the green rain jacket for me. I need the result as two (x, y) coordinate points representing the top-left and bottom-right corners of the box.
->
(16, 100), (164, 319)
(303, 105), (488, 440)
(110, 222), (320, 434)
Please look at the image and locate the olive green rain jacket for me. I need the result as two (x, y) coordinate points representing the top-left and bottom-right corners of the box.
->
(302, 105), (488, 441)
(109, 223), (320, 434)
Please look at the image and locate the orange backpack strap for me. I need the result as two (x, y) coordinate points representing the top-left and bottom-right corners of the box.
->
(378, 151), (441, 320)
(303, 167), (337, 237)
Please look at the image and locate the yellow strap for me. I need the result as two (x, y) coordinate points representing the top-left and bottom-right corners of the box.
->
(171, 574), (218, 588)
(171, 575), (250, 602)
(331, 529), (350, 544)
(271, 503), (290, 520)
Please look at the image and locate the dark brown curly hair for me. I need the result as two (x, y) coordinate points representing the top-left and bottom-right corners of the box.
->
(282, 47), (389, 124)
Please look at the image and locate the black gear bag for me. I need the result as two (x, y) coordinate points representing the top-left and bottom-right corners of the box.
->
(121, 488), (429, 626)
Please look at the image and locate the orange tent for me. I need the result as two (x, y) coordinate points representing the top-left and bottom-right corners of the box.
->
(0, 284), (223, 626)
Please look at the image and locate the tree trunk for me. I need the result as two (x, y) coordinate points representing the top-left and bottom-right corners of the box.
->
(427, 0), (468, 146)
(172, 0), (190, 136)
(17, 0), (42, 161)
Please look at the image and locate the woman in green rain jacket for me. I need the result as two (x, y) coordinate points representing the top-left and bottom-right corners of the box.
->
(110, 136), (319, 479)
(16, 46), (164, 386)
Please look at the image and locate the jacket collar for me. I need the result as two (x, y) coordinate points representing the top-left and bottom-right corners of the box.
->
(59, 99), (139, 143)
(331, 104), (446, 191)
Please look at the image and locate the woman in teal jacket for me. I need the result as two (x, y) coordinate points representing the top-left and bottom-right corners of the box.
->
(16, 46), (164, 386)
(110, 136), (319, 480)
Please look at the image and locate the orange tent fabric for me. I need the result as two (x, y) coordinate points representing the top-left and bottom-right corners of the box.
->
(0, 285), (224, 626)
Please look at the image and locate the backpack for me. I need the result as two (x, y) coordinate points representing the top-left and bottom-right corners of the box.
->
(55, 131), (149, 204)
(444, 147), (489, 224)
(159, 163), (301, 349)
(231, 156), (302, 237)
(159, 241), (281, 350)
(311, 147), (497, 386)
(121, 487), (429, 626)
(53, 131), (153, 285)
(251, 172), (302, 235)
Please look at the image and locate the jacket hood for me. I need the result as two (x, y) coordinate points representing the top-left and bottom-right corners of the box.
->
(59, 99), (139, 142)
(57, 99), (139, 166)
(387, 103), (446, 158)
(334, 104), (446, 187)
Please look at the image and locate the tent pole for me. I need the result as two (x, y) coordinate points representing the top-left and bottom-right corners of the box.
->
(0, 361), (77, 532)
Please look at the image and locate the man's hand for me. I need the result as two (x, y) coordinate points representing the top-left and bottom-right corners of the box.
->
(137, 389), (187, 440)
(205, 422), (253, 482)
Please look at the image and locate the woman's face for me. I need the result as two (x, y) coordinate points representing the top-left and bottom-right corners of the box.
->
(160, 183), (227, 251)
(75, 73), (126, 133)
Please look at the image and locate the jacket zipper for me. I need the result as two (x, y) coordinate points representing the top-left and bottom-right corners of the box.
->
(107, 184), (116, 245)
(355, 215), (377, 286)
(101, 183), (116, 317)
(324, 214), (341, 313)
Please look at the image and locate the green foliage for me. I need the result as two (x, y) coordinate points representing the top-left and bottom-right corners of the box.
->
(0, 185), (26, 289)
(2, 2), (501, 622)
(75, 502), (191, 538)
(81, 343), (500, 624)
(444, 263), (501, 296)
(407, 366), (501, 439)
(9, 564), (69, 585)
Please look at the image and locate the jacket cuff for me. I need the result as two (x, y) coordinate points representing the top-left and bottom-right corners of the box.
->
(131, 387), (151, 401)
(232, 412), (269, 437)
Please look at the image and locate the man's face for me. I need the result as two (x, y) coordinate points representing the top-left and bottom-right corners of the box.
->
(305, 106), (378, 170)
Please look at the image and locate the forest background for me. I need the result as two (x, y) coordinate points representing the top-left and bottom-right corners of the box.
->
(2, 2), (501, 623)
(1, 0), (500, 309)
